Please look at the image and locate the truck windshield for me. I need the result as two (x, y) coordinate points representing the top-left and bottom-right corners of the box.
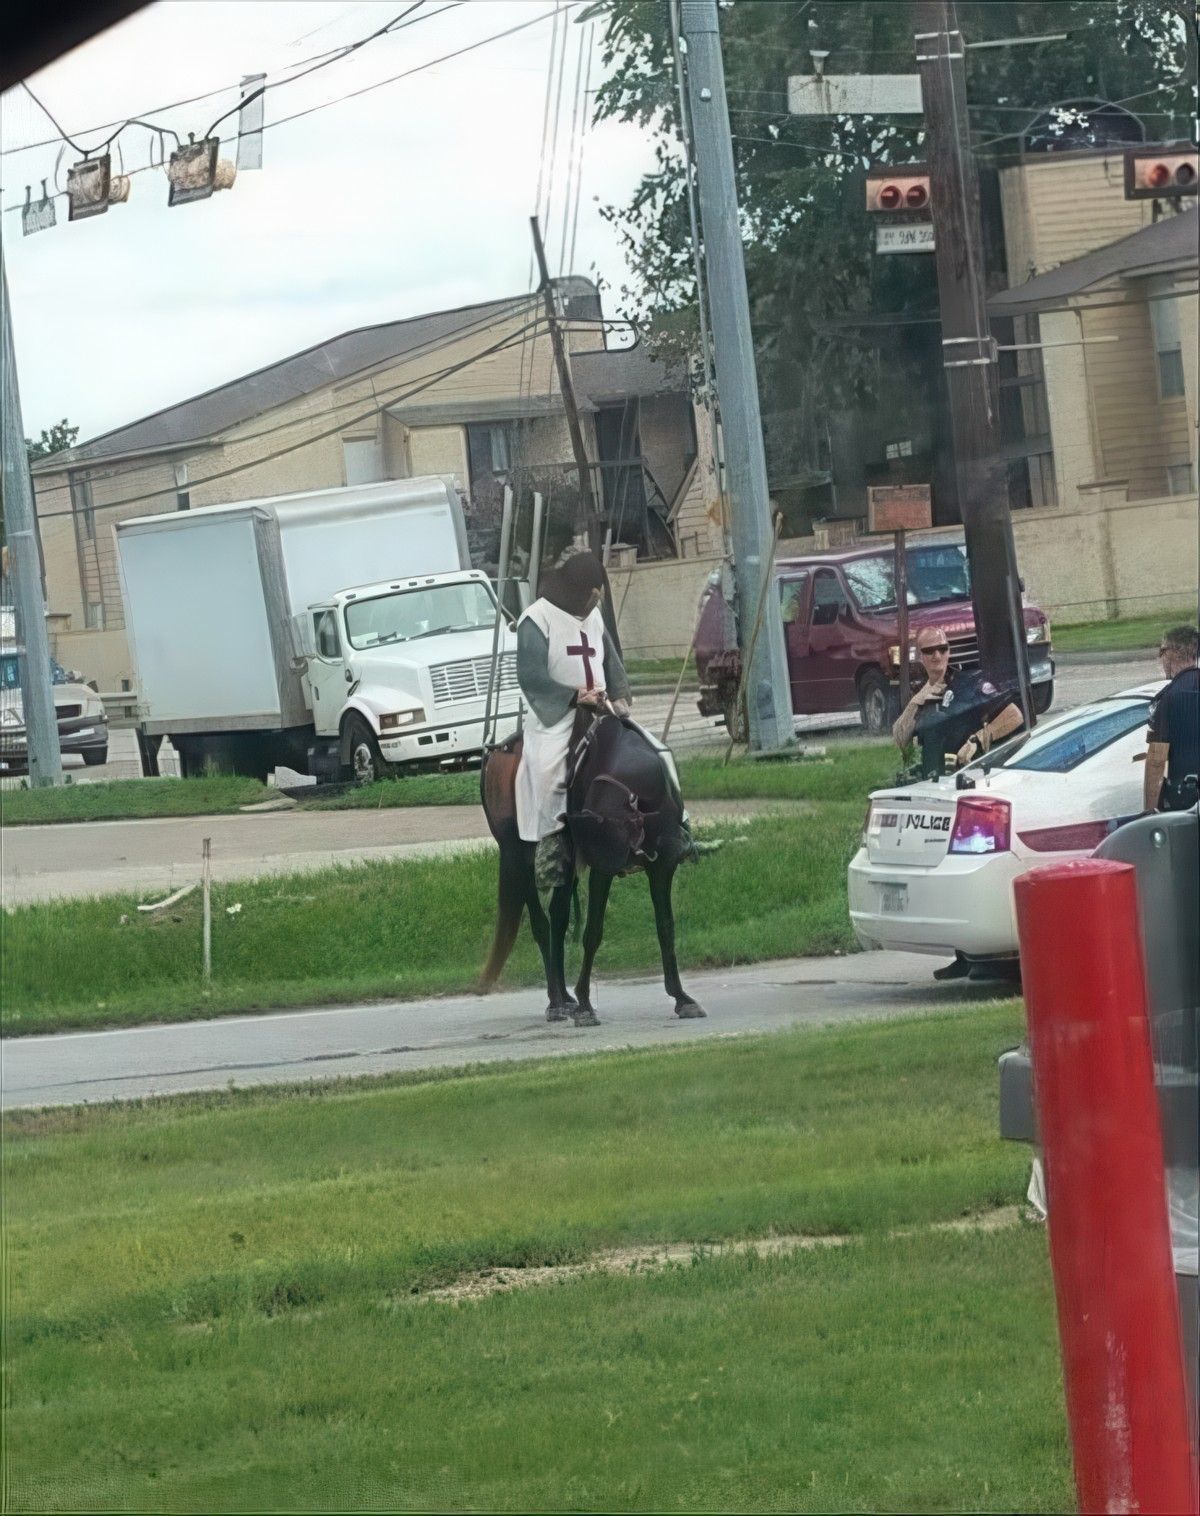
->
(344, 581), (497, 650)
(843, 545), (971, 612)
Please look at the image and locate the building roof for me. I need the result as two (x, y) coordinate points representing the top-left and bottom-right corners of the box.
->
(989, 206), (1199, 316)
(34, 281), (597, 472)
(572, 341), (688, 404)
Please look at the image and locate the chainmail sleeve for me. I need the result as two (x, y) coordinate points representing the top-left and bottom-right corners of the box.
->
(516, 618), (576, 726)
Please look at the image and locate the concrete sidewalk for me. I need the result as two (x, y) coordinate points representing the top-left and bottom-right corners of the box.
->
(0, 950), (1008, 1111)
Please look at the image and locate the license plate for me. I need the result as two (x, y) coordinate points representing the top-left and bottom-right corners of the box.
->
(879, 883), (908, 914)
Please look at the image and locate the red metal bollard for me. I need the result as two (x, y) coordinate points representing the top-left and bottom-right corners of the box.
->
(1014, 857), (1197, 1516)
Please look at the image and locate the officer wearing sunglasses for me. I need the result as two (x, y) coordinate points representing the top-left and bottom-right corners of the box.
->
(1144, 624), (1199, 813)
(892, 625), (1025, 780)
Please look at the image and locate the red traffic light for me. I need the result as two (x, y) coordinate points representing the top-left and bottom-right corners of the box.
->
(866, 171), (932, 214)
(1125, 147), (1199, 199)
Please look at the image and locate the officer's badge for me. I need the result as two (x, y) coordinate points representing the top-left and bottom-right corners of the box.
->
(942, 689), (954, 708)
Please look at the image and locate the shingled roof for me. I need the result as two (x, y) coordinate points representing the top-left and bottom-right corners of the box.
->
(32, 287), (562, 472)
(989, 206), (1198, 317)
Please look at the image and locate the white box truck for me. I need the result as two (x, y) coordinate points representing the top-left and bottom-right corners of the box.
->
(116, 477), (520, 781)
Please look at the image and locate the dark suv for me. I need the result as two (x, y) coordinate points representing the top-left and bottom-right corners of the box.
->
(694, 537), (1054, 735)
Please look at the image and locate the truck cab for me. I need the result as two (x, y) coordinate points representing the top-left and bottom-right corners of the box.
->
(695, 536), (1054, 736)
(298, 569), (519, 782)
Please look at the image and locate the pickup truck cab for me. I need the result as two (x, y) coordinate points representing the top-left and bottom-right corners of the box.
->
(297, 569), (519, 782)
(695, 536), (1054, 736)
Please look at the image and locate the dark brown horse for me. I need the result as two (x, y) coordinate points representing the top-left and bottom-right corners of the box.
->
(478, 708), (704, 1026)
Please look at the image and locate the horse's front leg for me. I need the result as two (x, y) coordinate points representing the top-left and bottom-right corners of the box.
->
(572, 870), (613, 1026)
(522, 846), (576, 1020)
(647, 858), (705, 1018)
(546, 878), (576, 1019)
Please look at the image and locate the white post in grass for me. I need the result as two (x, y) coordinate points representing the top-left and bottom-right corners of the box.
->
(201, 837), (212, 983)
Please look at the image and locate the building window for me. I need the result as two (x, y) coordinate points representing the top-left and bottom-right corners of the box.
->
(342, 436), (385, 485)
(70, 474), (95, 538)
(1167, 462), (1195, 496)
(884, 439), (914, 461)
(174, 461), (190, 510)
(466, 422), (514, 485)
(85, 602), (105, 631)
(1150, 298), (1186, 400)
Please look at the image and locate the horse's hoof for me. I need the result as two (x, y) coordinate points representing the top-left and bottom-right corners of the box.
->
(675, 1001), (706, 1019)
(572, 1007), (600, 1028)
(546, 1004), (572, 1023)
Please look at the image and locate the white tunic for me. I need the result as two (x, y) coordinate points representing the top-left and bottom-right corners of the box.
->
(515, 598), (611, 842)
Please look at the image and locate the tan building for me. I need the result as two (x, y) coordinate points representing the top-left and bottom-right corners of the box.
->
(32, 279), (724, 687)
(992, 149), (1198, 623)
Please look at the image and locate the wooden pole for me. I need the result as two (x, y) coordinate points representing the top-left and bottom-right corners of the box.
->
(530, 215), (600, 549)
(895, 528), (911, 710)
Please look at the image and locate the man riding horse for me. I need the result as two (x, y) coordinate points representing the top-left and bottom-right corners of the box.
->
(478, 552), (703, 1026)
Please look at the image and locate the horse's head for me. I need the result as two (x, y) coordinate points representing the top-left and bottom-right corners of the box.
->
(567, 713), (683, 875)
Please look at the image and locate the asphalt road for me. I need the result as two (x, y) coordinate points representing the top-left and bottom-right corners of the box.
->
(0, 949), (1008, 1111)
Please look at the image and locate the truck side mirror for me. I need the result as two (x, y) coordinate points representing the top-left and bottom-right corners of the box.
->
(291, 613), (317, 661)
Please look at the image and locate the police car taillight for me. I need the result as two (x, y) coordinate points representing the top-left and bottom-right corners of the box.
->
(1018, 819), (1114, 853)
(948, 796), (1011, 854)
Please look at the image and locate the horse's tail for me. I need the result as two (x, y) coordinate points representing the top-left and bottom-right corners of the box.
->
(477, 828), (526, 993)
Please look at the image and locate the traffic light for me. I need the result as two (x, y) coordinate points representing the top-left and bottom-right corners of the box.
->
(1124, 147), (1198, 200)
(866, 168), (932, 214)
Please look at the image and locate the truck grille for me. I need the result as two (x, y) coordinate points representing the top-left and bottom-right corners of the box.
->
(429, 653), (518, 708)
(947, 633), (980, 672)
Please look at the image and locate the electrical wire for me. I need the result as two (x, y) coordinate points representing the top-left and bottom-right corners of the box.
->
(3, 1), (462, 161)
(2, 3), (579, 217)
(30, 316), (552, 521)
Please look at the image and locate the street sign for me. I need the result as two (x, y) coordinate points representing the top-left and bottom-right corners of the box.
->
(788, 73), (923, 117)
(876, 223), (935, 254)
(868, 484), (933, 533)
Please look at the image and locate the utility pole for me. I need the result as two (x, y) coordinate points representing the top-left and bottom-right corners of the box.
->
(679, 0), (793, 752)
(916, 0), (1029, 697)
(530, 215), (600, 550)
(1, 253), (62, 787)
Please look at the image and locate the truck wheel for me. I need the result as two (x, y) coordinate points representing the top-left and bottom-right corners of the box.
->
(720, 682), (747, 743)
(345, 715), (390, 785)
(1032, 680), (1054, 716)
(859, 670), (898, 736)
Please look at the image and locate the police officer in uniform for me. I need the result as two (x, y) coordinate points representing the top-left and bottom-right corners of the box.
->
(892, 624), (1026, 982)
(892, 625), (1026, 781)
(1143, 624), (1199, 814)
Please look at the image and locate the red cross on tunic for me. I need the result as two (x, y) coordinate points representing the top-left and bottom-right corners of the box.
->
(567, 629), (599, 690)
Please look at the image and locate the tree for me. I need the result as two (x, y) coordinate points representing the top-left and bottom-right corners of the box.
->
(586, 0), (1194, 521)
(25, 419), (78, 464)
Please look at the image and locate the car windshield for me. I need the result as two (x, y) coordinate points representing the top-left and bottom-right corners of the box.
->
(0, 655), (71, 689)
(843, 544), (972, 612)
(983, 699), (1152, 775)
(344, 581), (497, 650)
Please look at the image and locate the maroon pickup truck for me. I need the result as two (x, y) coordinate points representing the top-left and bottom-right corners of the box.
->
(694, 538), (1054, 736)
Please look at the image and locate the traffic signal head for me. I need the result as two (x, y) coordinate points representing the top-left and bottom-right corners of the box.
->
(1124, 147), (1199, 199)
(866, 170), (932, 214)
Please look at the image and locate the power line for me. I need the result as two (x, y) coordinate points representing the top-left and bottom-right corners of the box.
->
(2, 1), (463, 162)
(3, 3), (578, 217)
(30, 316), (552, 522)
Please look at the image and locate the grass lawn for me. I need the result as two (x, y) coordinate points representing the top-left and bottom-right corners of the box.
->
(0, 775), (270, 826)
(2, 1006), (1071, 1513)
(1053, 607), (1193, 654)
(2, 743), (895, 826)
(3, 808), (865, 1036)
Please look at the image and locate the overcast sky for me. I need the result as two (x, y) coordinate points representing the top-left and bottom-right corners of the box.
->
(1, 1), (655, 442)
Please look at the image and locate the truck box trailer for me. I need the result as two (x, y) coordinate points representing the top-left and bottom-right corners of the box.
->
(116, 477), (519, 780)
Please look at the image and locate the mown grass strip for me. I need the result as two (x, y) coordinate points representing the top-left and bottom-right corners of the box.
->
(1053, 607), (1192, 654)
(2, 808), (864, 1035)
(0, 775), (269, 826)
(3, 1008), (1068, 1513)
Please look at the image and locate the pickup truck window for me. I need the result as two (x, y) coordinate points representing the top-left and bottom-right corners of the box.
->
(345, 581), (497, 650)
(844, 544), (972, 612)
(779, 573), (809, 624)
